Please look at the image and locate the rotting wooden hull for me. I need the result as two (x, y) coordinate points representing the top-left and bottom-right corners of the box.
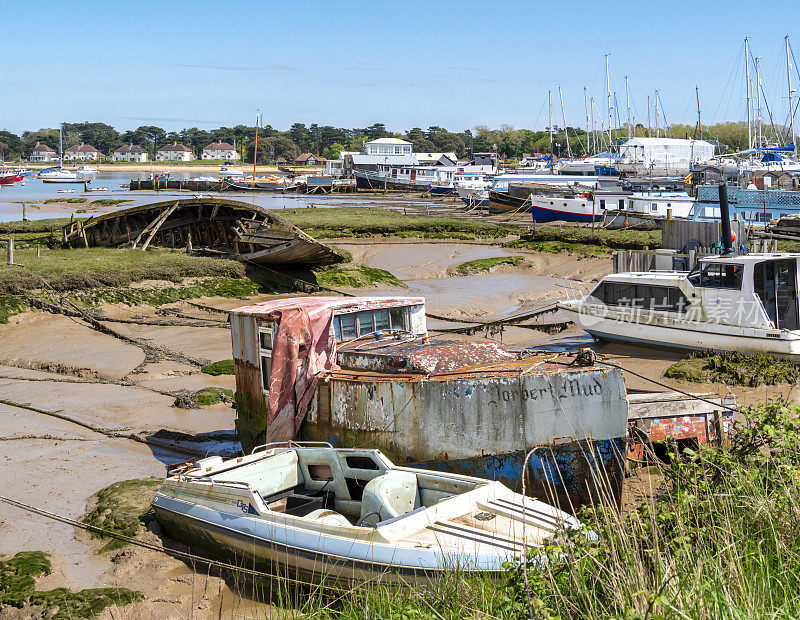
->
(61, 197), (344, 267)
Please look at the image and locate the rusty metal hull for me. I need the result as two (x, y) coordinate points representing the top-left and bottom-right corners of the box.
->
(300, 365), (629, 509)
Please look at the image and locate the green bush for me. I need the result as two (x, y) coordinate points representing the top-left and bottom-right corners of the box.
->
(202, 359), (235, 376)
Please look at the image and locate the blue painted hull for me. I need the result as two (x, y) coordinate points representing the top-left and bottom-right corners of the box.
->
(410, 438), (626, 510)
(430, 186), (455, 196)
(531, 205), (599, 223)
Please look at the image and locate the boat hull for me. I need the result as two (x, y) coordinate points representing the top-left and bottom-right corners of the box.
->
(355, 171), (432, 191)
(561, 304), (800, 358)
(429, 185), (455, 196)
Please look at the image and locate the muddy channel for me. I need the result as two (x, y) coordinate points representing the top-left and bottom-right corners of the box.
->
(0, 238), (797, 618)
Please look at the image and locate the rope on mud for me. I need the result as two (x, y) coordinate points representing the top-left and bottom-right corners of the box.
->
(0, 494), (409, 594)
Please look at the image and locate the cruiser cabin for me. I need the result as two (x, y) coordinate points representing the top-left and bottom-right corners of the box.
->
(560, 253), (800, 357)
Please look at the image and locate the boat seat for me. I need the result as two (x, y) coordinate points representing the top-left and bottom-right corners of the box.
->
(304, 509), (352, 527)
(359, 472), (420, 525)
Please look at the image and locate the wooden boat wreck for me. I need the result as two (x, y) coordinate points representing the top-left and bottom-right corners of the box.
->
(61, 197), (344, 266)
(152, 443), (580, 583)
(229, 296), (630, 510)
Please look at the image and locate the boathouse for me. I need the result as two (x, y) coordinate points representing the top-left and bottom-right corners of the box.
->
(365, 138), (413, 156)
(229, 296), (630, 508)
(295, 153), (324, 166)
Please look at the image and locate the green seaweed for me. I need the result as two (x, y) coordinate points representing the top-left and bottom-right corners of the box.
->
(0, 551), (141, 618)
(82, 479), (162, 552)
(314, 264), (404, 288)
(196, 387), (235, 407)
(665, 350), (799, 387)
(455, 255), (524, 275)
(201, 359), (235, 376)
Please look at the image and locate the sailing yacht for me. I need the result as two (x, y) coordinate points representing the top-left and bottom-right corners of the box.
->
(559, 253), (800, 357)
(39, 125), (80, 183)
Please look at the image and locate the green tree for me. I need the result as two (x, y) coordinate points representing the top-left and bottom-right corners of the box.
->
(0, 130), (24, 160)
(322, 142), (345, 160)
(248, 135), (300, 163)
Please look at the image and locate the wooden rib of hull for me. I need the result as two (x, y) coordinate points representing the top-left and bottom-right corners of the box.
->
(61, 197), (344, 267)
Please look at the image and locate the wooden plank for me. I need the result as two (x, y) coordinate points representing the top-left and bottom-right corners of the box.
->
(141, 202), (180, 251)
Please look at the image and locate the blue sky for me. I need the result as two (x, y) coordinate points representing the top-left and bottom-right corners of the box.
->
(3, 1), (798, 134)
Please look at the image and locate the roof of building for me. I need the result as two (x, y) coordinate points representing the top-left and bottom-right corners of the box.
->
(231, 296), (425, 319)
(366, 137), (412, 146)
(32, 143), (55, 152)
(621, 137), (714, 147)
(203, 141), (235, 151)
(114, 143), (147, 154)
(349, 155), (418, 165)
(65, 143), (100, 153)
(157, 142), (192, 153)
(275, 156), (287, 163)
(295, 152), (319, 162)
(415, 152), (458, 164)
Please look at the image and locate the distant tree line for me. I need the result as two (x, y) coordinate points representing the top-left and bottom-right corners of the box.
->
(0, 119), (776, 163)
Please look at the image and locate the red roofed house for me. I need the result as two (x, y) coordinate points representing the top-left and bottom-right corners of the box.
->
(156, 142), (194, 162)
(64, 143), (103, 162)
(202, 141), (238, 160)
(294, 153), (326, 166)
(30, 142), (58, 162)
(112, 143), (148, 163)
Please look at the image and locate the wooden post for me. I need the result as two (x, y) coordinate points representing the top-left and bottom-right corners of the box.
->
(689, 248), (696, 270)
(186, 231), (193, 254)
(36, 244), (40, 258)
(6, 237), (13, 265)
(22, 202), (27, 222)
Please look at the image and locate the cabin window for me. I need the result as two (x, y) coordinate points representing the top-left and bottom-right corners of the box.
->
(332, 307), (409, 342)
(618, 199), (625, 209)
(589, 282), (689, 313)
(258, 327), (274, 394)
(687, 263), (743, 290)
(651, 203), (658, 211)
(600, 199), (606, 209)
(345, 456), (380, 470)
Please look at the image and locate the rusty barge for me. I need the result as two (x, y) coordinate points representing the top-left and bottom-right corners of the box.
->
(229, 296), (629, 509)
(61, 197), (344, 267)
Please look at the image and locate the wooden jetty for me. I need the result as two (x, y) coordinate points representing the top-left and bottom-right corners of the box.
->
(61, 197), (345, 266)
(128, 179), (225, 191)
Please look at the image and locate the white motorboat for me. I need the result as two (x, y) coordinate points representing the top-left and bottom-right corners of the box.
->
(219, 165), (245, 177)
(76, 165), (99, 174)
(40, 168), (80, 183)
(559, 252), (800, 357)
(152, 443), (580, 584)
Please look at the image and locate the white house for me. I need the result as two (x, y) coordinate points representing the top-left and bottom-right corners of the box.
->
(415, 152), (458, 166)
(30, 142), (57, 162)
(112, 143), (148, 163)
(365, 137), (413, 156)
(63, 143), (102, 162)
(202, 141), (238, 161)
(156, 142), (193, 161)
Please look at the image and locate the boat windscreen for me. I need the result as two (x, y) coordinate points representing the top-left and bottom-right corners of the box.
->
(687, 263), (743, 289)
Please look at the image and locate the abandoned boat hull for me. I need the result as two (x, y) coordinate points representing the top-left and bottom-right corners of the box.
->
(298, 368), (629, 509)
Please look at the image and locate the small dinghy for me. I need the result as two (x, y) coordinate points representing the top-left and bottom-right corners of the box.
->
(152, 443), (580, 584)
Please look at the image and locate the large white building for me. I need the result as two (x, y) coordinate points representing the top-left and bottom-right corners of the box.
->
(30, 142), (58, 162)
(112, 143), (148, 163)
(365, 137), (413, 156)
(156, 142), (193, 161)
(202, 141), (238, 161)
(64, 143), (102, 162)
(618, 137), (715, 174)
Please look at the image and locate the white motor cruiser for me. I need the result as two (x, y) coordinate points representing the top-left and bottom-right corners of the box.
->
(559, 252), (800, 357)
(152, 443), (580, 583)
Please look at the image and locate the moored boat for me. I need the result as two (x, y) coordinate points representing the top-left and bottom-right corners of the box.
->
(152, 443), (581, 584)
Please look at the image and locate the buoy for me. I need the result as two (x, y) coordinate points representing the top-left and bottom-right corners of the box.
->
(730, 230), (737, 243)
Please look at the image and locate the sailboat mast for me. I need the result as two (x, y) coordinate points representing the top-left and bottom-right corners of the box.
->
(696, 86), (702, 140)
(654, 91), (660, 137)
(558, 86), (572, 157)
(787, 35), (797, 153)
(59, 124), (63, 168)
(605, 54), (613, 145)
(590, 97), (596, 153)
(584, 87), (590, 156)
(253, 109), (259, 181)
(755, 57), (763, 147)
(548, 89), (553, 159)
(745, 37), (752, 150)
(625, 75), (631, 140)
(647, 95), (651, 137)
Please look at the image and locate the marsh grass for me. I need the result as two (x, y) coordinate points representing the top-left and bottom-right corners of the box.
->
(455, 255), (525, 275)
(665, 350), (799, 386)
(280, 207), (515, 239)
(507, 226), (661, 257)
(315, 264), (404, 288)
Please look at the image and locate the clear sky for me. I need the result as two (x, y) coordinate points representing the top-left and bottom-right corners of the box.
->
(3, 0), (799, 135)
